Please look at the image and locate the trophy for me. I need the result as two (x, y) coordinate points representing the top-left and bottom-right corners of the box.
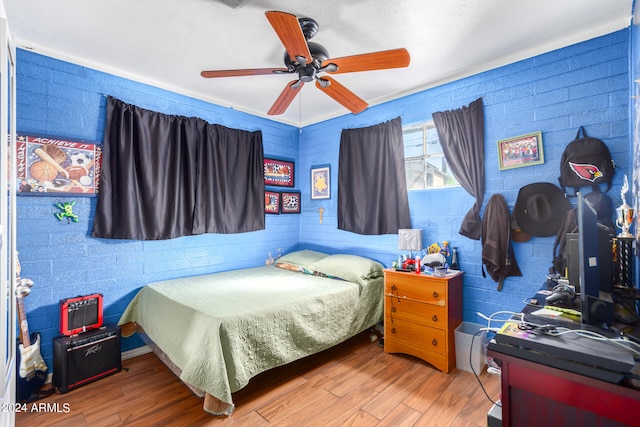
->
(616, 175), (635, 238)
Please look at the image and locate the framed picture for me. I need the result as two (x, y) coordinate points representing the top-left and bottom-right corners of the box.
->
(311, 165), (330, 199)
(498, 131), (544, 171)
(265, 190), (280, 214)
(280, 191), (301, 214)
(16, 134), (102, 195)
(264, 158), (294, 187)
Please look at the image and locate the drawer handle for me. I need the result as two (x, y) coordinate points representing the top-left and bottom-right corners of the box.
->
(432, 315), (438, 322)
(392, 307), (397, 313)
(432, 291), (439, 298)
(391, 328), (396, 334)
(392, 285), (397, 291)
(432, 338), (438, 346)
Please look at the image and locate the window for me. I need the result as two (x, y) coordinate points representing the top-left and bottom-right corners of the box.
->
(403, 121), (459, 190)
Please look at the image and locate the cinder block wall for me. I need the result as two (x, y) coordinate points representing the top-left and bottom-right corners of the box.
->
(16, 49), (302, 368)
(299, 29), (631, 322)
(15, 29), (631, 370)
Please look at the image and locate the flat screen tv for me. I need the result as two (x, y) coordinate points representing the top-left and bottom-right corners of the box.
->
(577, 192), (614, 327)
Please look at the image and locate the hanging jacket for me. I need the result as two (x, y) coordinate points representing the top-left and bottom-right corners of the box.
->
(482, 194), (522, 290)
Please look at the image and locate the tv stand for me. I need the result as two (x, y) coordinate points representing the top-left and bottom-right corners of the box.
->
(487, 349), (640, 426)
(487, 281), (640, 426)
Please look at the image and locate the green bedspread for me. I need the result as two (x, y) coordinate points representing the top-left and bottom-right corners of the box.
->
(118, 264), (383, 413)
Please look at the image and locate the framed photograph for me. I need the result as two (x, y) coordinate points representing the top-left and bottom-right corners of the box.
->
(498, 131), (544, 171)
(280, 191), (301, 214)
(311, 165), (330, 200)
(16, 134), (102, 195)
(264, 158), (294, 187)
(265, 191), (280, 214)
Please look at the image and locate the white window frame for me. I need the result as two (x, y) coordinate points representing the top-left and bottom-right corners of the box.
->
(402, 121), (459, 190)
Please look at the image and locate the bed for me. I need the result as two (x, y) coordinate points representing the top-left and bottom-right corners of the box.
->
(118, 250), (384, 415)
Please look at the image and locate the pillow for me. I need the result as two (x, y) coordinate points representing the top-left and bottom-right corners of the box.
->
(275, 262), (303, 272)
(307, 254), (384, 285)
(275, 249), (329, 270)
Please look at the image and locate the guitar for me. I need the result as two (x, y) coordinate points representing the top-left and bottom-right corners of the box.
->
(15, 278), (47, 403)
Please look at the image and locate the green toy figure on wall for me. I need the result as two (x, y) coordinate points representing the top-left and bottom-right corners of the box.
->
(55, 201), (78, 223)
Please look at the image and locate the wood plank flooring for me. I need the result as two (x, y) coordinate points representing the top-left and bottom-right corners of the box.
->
(16, 331), (500, 426)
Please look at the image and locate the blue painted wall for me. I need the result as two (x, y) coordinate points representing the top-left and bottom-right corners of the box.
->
(16, 28), (631, 370)
(16, 50), (303, 369)
(299, 29), (630, 323)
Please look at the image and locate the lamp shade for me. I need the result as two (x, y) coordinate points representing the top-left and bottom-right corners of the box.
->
(398, 229), (422, 251)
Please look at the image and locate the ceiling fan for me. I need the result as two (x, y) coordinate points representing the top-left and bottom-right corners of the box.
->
(200, 11), (411, 115)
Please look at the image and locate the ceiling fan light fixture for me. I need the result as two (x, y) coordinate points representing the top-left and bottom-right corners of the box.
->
(201, 11), (410, 116)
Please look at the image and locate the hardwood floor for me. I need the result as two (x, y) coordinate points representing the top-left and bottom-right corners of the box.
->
(16, 331), (500, 426)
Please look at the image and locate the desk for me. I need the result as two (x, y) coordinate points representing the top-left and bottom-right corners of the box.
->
(488, 349), (640, 426)
(488, 283), (640, 426)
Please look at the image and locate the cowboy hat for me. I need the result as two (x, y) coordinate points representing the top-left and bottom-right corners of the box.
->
(514, 182), (571, 237)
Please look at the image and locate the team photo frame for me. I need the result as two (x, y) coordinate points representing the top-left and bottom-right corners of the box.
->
(497, 131), (544, 171)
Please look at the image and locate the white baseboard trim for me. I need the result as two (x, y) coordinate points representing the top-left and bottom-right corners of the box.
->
(122, 345), (151, 360)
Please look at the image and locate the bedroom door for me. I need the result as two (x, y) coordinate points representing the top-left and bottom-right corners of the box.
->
(0, 9), (18, 426)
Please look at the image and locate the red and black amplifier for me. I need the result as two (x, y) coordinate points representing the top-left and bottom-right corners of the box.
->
(59, 293), (103, 336)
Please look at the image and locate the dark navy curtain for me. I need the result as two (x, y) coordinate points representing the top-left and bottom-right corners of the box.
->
(337, 117), (411, 235)
(92, 97), (264, 240)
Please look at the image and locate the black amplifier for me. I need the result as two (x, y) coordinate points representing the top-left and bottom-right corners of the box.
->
(53, 325), (121, 393)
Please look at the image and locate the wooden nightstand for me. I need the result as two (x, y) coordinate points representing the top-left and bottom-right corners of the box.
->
(383, 268), (463, 373)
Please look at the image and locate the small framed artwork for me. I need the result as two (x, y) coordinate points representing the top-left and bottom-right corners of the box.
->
(311, 165), (330, 199)
(264, 158), (294, 187)
(280, 191), (301, 214)
(16, 134), (103, 196)
(265, 191), (280, 214)
(498, 131), (544, 171)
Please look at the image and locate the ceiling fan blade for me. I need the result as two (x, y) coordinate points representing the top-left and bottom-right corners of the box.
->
(268, 80), (305, 115)
(322, 48), (410, 74)
(265, 11), (313, 65)
(315, 76), (368, 114)
(201, 68), (290, 78)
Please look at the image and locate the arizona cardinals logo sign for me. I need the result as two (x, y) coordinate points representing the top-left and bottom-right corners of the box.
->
(569, 162), (603, 182)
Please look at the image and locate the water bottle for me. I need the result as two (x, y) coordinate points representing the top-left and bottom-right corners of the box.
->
(451, 247), (459, 270)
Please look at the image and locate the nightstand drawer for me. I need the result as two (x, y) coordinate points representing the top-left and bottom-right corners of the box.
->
(385, 318), (447, 355)
(385, 278), (447, 306)
(385, 296), (447, 329)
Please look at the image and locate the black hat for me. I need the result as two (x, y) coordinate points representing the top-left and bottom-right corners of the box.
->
(514, 183), (572, 237)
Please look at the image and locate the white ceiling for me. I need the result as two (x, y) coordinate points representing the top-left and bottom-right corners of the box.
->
(3, 0), (633, 127)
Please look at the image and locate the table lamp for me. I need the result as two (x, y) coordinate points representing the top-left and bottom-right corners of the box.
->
(398, 229), (422, 259)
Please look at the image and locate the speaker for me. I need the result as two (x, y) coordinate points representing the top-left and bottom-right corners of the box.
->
(59, 293), (104, 336)
(53, 325), (121, 393)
